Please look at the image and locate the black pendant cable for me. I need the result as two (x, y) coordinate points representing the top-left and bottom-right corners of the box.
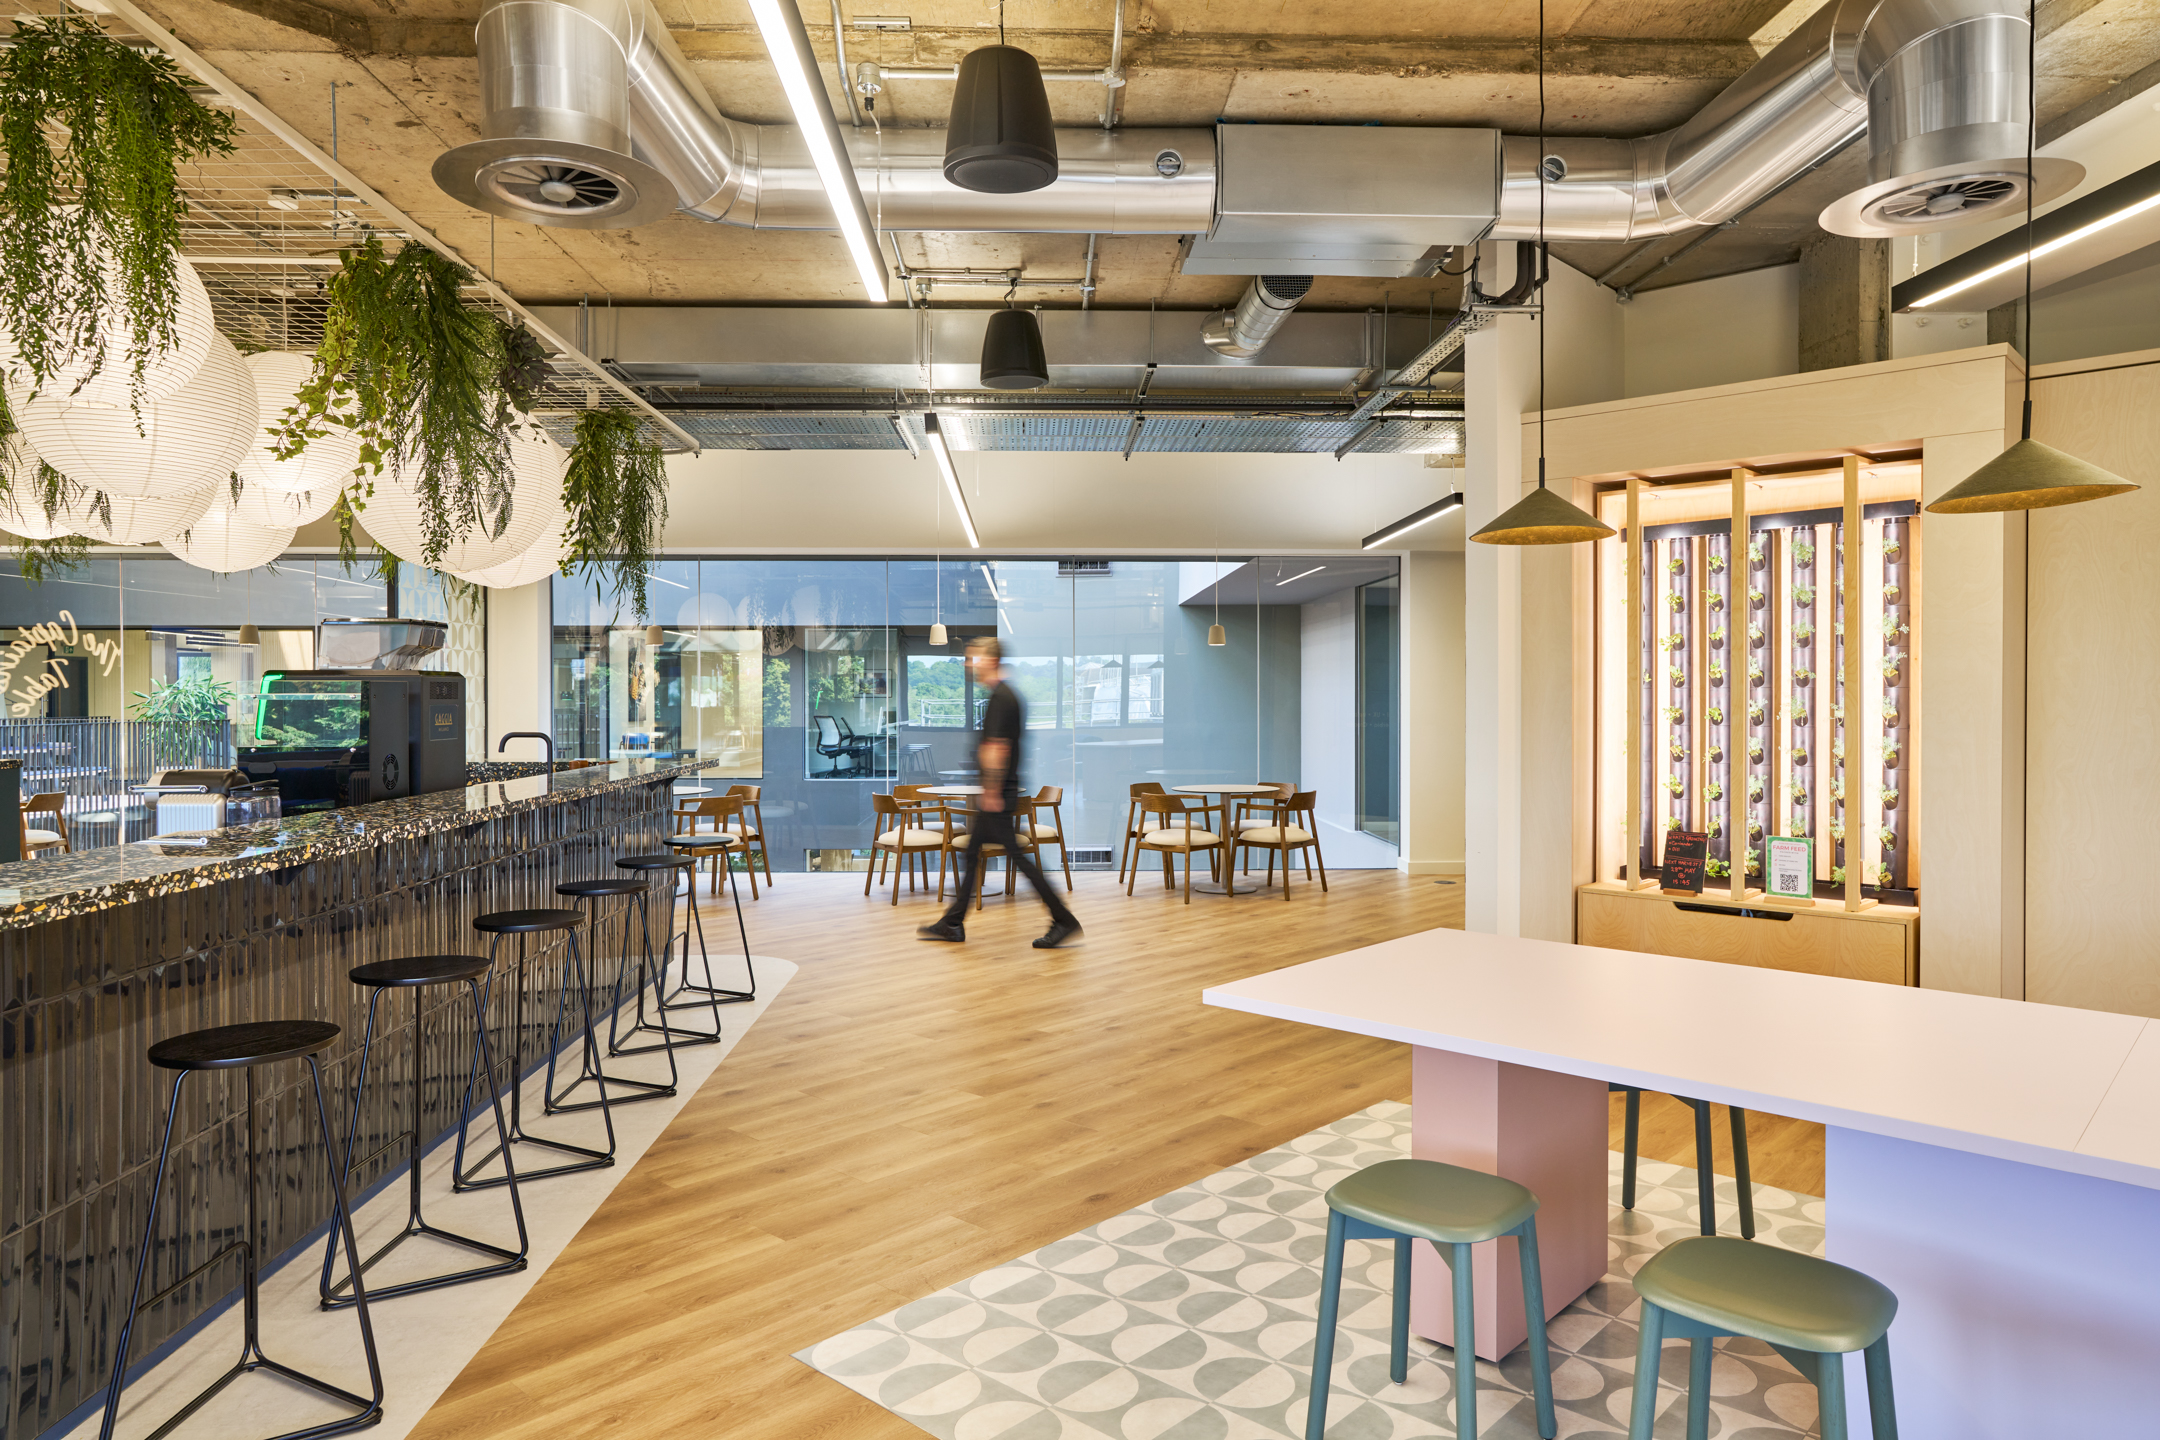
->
(1469, 0), (1615, 546)
(1926, 0), (2137, 513)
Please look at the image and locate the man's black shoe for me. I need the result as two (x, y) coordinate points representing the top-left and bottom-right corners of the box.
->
(917, 922), (966, 942)
(1033, 920), (1082, 949)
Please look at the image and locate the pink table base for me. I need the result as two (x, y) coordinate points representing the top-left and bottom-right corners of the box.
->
(1408, 1046), (1609, 1360)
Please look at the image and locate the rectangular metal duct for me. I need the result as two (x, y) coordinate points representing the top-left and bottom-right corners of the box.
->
(1192, 125), (1501, 276)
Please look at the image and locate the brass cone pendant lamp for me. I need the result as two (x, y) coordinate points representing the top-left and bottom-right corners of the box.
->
(1927, 0), (2137, 516)
(1469, 0), (1615, 549)
(1207, 548), (1226, 646)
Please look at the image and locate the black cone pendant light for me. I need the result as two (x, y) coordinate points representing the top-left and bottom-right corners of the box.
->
(1471, 0), (1613, 548)
(1926, 0), (2137, 515)
(944, 44), (1058, 194)
(980, 307), (1049, 389)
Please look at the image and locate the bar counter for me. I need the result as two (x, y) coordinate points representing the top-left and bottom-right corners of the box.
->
(1, 757), (709, 1440)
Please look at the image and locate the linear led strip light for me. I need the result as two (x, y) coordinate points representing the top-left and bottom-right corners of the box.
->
(744, 0), (889, 303)
(923, 414), (982, 548)
(1904, 174), (2160, 310)
(1361, 493), (1463, 550)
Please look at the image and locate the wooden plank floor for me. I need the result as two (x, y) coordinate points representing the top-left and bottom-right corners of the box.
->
(406, 867), (1821, 1440)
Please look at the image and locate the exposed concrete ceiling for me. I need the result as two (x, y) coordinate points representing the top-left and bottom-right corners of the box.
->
(97, 0), (2160, 315)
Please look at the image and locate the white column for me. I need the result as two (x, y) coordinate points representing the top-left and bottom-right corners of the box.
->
(1399, 550), (1465, 875)
(484, 580), (552, 750)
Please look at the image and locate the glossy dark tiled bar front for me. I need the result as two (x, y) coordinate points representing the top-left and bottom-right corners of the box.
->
(0, 759), (707, 1440)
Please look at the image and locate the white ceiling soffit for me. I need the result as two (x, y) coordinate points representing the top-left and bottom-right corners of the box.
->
(1178, 556), (1409, 607)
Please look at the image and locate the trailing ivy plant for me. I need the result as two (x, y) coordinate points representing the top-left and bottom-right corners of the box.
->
(0, 15), (236, 406)
(273, 235), (517, 566)
(562, 410), (669, 620)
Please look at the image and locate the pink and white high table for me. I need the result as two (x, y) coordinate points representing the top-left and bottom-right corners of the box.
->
(1202, 928), (2160, 1439)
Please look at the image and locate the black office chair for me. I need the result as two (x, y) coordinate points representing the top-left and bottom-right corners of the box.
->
(813, 714), (875, 774)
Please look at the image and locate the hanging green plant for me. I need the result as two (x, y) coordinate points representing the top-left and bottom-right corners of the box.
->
(1706, 705), (1723, 725)
(0, 15), (236, 404)
(1793, 541), (1815, 566)
(562, 410), (669, 620)
(1663, 776), (1684, 797)
(1707, 858), (1730, 878)
(1666, 556), (1685, 574)
(273, 235), (517, 566)
(1793, 584), (1816, 607)
(1663, 705), (1684, 723)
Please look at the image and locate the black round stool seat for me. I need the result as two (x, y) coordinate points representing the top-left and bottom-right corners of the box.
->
(557, 878), (648, 898)
(664, 832), (738, 848)
(349, 955), (493, 989)
(474, 907), (582, 935)
(149, 1019), (341, 1072)
(616, 852), (694, 871)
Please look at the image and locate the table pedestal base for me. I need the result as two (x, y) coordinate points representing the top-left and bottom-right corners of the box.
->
(1827, 1126), (2160, 1438)
(1409, 1046), (1608, 1360)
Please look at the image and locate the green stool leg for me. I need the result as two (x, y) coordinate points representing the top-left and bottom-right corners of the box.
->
(1451, 1242), (1477, 1440)
(1389, 1236), (1411, 1384)
(1863, 1338), (1898, 1440)
(1687, 1337), (1712, 1440)
(1731, 1105), (1756, 1240)
(1628, 1299), (1665, 1440)
(1515, 1220), (1557, 1440)
(1816, 1347), (1850, 1440)
(1689, 1098), (1718, 1235)
(1305, 1210), (1347, 1440)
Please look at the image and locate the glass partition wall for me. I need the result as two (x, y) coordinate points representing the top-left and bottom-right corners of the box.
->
(552, 557), (1399, 872)
(0, 554), (484, 848)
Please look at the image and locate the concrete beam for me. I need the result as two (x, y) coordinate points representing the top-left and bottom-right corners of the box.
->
(1798, 235), (1890, 373)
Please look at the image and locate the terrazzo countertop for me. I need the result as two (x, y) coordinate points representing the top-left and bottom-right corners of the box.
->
(0, 757), (710, 931)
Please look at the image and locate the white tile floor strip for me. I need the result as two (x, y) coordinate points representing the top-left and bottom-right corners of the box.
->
(800, 1101), (1833, 1440)
(66, 954), (797, 1440)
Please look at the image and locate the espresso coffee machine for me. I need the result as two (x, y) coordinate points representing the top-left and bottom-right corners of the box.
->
(236, 619), (468, 811)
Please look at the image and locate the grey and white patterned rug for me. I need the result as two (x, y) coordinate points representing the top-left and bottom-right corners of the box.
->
(798, 1101), (1833, 1439)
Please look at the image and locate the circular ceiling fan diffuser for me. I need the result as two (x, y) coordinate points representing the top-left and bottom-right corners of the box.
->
(1820, 157), (2082, 239)
(433, 136), (680, 229)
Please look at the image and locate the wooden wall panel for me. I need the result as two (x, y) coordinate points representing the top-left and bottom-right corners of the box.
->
(2026, 354), (2160, 1017)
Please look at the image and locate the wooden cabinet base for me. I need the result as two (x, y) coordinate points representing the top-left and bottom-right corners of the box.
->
(1576, 881), (1917, 985)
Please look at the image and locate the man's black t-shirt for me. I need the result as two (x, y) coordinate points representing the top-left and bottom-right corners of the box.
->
(977, 679), (1025, 801)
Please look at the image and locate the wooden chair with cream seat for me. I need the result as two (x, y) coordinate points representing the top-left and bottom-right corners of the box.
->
(1236, 789), (1328, 900)
(675, 795), (751, 897)
(937, 793), (1041, 911)
(1116, 781), (1166, 883)
(22, 793), (71, 857)
(866, 792), (947, 905)
(1229, 781), (1293, 872)
(719, 784), (773, 892)
(894, 784), (966, 842)
(1016, 785), (1074, 892)
(1127, 792), (1223, 905)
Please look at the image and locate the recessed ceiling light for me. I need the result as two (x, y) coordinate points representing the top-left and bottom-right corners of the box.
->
(1275, 565), (1325, 585)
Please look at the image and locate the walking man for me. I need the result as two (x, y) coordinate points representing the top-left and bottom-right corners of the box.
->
(919, 637), (1082, 949)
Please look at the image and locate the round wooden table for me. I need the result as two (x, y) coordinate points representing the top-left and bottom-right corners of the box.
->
(923, 785), (983, 797)
(1168, 784), (1275, 895)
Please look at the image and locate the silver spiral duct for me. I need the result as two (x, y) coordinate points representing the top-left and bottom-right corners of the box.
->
(435, 0), (2074, 253)
(1201, 276), (1314, 358)
(1491, 0), (2080, 242)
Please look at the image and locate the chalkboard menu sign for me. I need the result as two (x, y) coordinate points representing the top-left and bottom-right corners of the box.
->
(1661, 831), (1708, 896)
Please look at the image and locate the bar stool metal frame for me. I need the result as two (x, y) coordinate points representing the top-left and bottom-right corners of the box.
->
(614, 850), (748, 1041)
(659, 829), (758, 1008)
(452, 908), (617, 1189)
(101, 1020), (385, 1440)
(1306, 1157), (1557, 1440)
(547, 875), (690, 1109)
(319, 956), (529, 1308)
(1612, 1085), (1755, 1238)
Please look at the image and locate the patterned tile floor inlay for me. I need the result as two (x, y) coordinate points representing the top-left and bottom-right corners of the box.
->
(799, 1102), (1831, 1439)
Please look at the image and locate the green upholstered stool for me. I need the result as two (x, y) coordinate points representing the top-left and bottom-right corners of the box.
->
(1611, 1083), (1756, 1238)
(1628, 1235), (1898, 1440)
(1305, 1158), (1556, 1440)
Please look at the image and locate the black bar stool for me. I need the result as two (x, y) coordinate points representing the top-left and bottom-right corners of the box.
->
(547, 875), (684, 1109)
(101, 1020), (384, 1440)
(609, 852), (726, 1053)
(320, 956), (528, 1307)
(1612, 1084), (1756, 1238)
(453, 907), (615, 1189)
(659, 832), (759, 1008)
